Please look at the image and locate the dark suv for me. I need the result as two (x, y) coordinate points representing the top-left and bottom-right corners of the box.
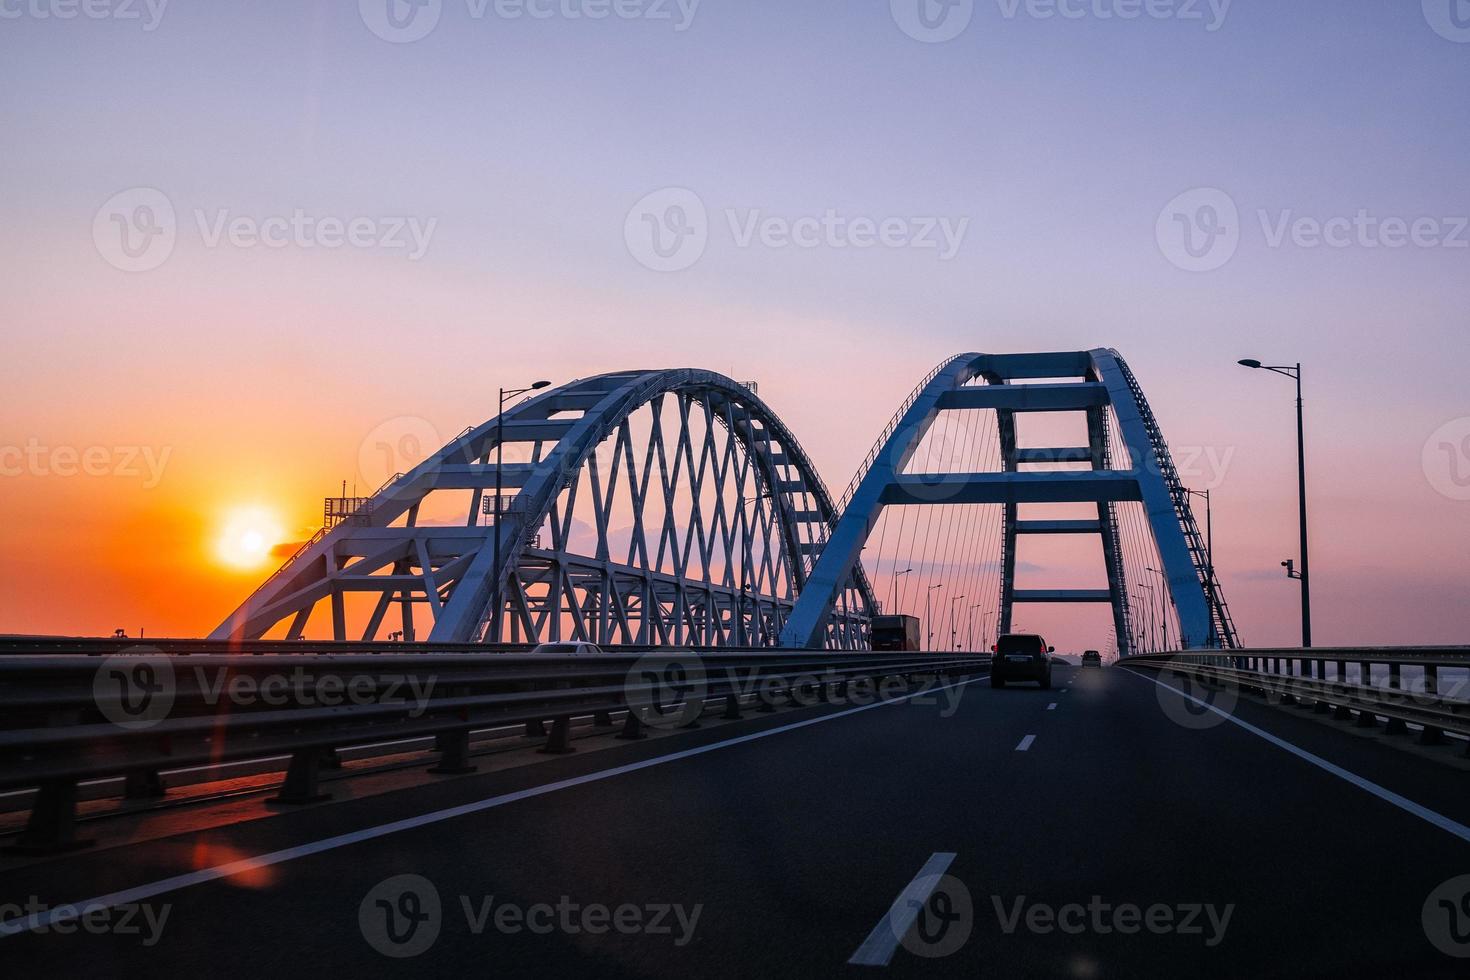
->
(1081, 650), (1102, 668)
(991, 633), (1054, 689)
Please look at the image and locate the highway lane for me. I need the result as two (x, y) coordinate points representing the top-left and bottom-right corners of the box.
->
(3, 664), (1469, 977)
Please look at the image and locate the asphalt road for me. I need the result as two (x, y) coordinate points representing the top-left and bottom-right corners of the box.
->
(3, 664), (1469, 978)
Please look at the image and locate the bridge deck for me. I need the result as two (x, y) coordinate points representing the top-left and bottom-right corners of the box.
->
(1, 665), (1466, 975)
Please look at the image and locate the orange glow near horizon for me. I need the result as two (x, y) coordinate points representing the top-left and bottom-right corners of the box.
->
(214, 505), (287, 571)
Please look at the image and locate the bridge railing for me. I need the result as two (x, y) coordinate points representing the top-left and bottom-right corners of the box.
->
(0, 644), (991, 853)
(1119, 647), (1470, 747)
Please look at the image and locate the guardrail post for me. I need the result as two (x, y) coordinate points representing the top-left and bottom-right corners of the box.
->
(4, 779), (91, 854)
(1415, 666), (1447, 745)
(540, 716), (575, 754)
(722, 694), (743, 720)
(123, 768), (167, 799)
(271, 748), (331, 805)
(593, 710), (614, 726)
(616, 711), (648, 740)
(428, 730), (477, 774)
(525, 719), (547, 738)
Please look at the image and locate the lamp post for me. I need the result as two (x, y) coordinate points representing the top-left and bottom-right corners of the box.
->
(967, 602), (984, 651)
(492, 380), (551, 642)
(1238, 359), (1312, 650)
(890, 567), (914, 615)
(925, 584), (943, 650)
(1186, 487), (1218, 646)
(1145, 566), (1171, 651)
(1135, 585), (1155, 654)
(949, 594), (966, 651)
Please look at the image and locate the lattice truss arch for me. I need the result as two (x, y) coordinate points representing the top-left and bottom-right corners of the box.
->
(212, 370), (874, 646)
(778, 349), (1237, 652)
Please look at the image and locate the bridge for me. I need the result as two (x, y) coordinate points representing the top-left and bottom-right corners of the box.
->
(1, 350), (1466, 975)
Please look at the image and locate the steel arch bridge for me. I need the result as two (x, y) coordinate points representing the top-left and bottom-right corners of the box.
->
(215, 351), (1236, 654)
(212, 369), (875, 647)
(777, 348), (1238, 654)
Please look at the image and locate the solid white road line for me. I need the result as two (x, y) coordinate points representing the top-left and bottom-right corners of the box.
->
(847, 852), (957, 967)
(0, 674), (989, 939)
(1015, 735), (1036, 751)
(1127, 669), (1470, 845)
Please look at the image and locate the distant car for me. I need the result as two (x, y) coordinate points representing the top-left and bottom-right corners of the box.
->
(991, 633), (1053, 689)
(1082, 650), (1102, 669)
(531, 641), (604, 655)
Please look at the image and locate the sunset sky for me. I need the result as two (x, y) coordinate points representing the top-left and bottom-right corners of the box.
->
(2, 1), (1467, 648)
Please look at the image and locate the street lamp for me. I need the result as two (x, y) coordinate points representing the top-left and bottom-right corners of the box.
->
(949, 594), (966, 651)
(1134, 585), (1155, 654)
(492, 380), (551, 642)
(925, 584), (944, 650)
(1185, 487), (1218, 645)
(890, 567), (914, 615)
(1238, 358), (1312, 649)
(1145, 566), (1171, 651)
(967, 602), (984, 651)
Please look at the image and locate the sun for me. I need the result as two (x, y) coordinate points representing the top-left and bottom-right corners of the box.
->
(215, 505), (287, 570)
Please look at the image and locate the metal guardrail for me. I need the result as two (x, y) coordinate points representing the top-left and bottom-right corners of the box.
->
(0, 644), (991, 853)
(1119, 647), (1470, 747)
